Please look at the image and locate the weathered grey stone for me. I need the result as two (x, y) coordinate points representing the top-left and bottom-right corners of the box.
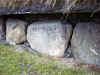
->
(71, 22), (100, 65)
(0, 18), (5, 40)
(27, 21), (72, 57)
(6, 19), (27, 45)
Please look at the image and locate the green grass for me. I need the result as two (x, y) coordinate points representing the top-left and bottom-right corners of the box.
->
(0, 44), (97, 75)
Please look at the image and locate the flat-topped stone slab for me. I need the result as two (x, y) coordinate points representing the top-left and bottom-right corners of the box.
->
(0, 0), (99, 15)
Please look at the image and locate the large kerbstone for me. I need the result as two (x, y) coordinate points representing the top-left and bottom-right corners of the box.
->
(0, 18), (5, 40)
(71, 22), (100, 65)
(27, 21), (72, 57)
(6, 19), (27, 45)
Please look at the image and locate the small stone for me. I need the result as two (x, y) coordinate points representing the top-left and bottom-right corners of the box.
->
(6, 19), (27, 45)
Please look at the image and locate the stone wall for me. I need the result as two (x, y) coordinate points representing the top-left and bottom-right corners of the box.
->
(0, 0), (100, 14)
(0, 14), (100, 66)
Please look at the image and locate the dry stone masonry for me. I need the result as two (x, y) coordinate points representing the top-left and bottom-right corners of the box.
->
(0, 0), (99, 14)
(0, 0), (100, 66)
(0, 15), (100, 66)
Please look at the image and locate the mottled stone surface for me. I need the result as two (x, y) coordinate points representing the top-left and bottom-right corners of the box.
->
(6, 19), (27, 45)
(27, 21), (72, 57)
(71, 22), (100, 65)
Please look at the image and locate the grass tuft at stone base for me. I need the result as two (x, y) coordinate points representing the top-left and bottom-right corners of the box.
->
(0, 44), (97, 75)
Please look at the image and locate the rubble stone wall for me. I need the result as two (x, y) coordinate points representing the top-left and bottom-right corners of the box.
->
(0, 0), (99, 15)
